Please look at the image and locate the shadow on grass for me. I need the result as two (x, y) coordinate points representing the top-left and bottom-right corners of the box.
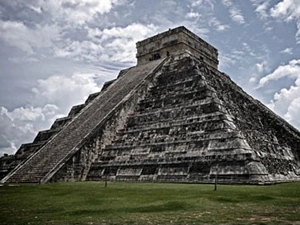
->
(212, 195), (275, 203)
(68, 209), (111, 216)
(127, 201), (188, 213)
(68, 201), (188, 216)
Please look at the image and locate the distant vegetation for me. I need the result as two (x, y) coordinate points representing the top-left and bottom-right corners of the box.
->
(0, 182), (299, 224)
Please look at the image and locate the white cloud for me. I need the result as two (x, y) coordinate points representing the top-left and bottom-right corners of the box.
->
(248, 61), (269, 84)
(8, 106), (45, 122)
(8, 56), (39, 64)
(218, 49), (245, 69)
(250, 0), (270, 20)
(256, 60), (269, 73)
(0, 72), (102, 155)
(221, 0), (245, 24)
(280, 47), (293, 54)
(0, 105), (59, 155)
(219, 41), (261, 70)
(54, 40), (104, 62)
(249, 77), (257, 83)
(271, 82), (300, 128)
(39, 0), (122, 25)
(28, 5), (43, 14)
(270, 0), (300, 43)
(0, 0), (129, 59)
(229, 8), (245, 24)
(242, 42), (256, 56)
(32, 73), (100, 109)
(56, 23), (158, 64)
(255, 2), (269, 19)
(188, 0), (215, 14)
(190, 0), (213, 8)
(186, 12), (200, 19)
(209, 17), (230, 31)
(99, 23), (157, 41)
(100, 23), (157, 61)
(284, 98), (300, 123)
(259, 59), (300, 87)
(221, 0), (232, 7)
(270, 0), (300, 21)
(259, 59), (300, 129)
(0, 20), (61, 55)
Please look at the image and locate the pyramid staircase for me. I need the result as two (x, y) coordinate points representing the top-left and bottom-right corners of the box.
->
(0, 90), (103, 180)
(1, 58), (166, 184)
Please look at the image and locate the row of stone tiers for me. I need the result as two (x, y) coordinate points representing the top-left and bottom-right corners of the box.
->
(206, 65), (300, 176)
(88, 57), (253, 183)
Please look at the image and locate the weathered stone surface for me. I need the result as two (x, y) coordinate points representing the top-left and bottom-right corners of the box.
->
(86, 54), (300, 184)
(1, 26), (299, 184)
(1, 58), (165, 183)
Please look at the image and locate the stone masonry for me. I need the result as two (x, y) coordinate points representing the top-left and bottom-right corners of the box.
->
(1, 26), (300, 184)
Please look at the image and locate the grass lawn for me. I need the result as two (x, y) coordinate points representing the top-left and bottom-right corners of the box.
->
(0, 181), (299, 225)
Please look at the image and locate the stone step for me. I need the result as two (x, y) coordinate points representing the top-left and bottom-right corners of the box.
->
(140, 87), (210, 105)
(33, 128), (61, 143)
(92, 152), (253, 168)
(149, 76), (201, 91)
(85, 92), (101, 104)
(104, 130), (245, 150)
(114, 125), (235, 146)
(127, 103), (223, 128)
(124, 113), (231, 133)
(50, 117), (72, 129)
(68, 104), (86, 117)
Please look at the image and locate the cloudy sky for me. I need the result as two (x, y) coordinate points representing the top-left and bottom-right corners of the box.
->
(0, 0), (300, 156)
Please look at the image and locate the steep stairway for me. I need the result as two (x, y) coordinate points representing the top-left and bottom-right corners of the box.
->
(0, 91), (102, 180)
(2, 58), (165, 183)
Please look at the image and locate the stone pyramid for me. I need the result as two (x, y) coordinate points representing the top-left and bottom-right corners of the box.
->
(1, 26), (300, 184)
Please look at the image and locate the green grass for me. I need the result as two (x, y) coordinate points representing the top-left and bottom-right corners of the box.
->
(0, 182), (299, 224)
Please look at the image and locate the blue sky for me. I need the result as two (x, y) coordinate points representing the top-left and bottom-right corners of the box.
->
(0, 0), (300, 156)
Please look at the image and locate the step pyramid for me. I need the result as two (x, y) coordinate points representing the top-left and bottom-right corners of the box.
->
(86, 55), (300, 184)
(1, 26), (300, 184)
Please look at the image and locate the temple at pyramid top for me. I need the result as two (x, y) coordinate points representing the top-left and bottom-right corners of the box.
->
(136, 26), (219, 69)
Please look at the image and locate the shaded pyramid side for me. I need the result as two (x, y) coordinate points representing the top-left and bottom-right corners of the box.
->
(209, 66), (300, 182)
(1, 58), (166, 183)
(87, 54), (300, 184)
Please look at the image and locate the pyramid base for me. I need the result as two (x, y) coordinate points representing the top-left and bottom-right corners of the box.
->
(87, 159), (300, 185)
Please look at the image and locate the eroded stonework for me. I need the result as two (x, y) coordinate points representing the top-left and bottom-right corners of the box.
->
(1, 26), (299, 184)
